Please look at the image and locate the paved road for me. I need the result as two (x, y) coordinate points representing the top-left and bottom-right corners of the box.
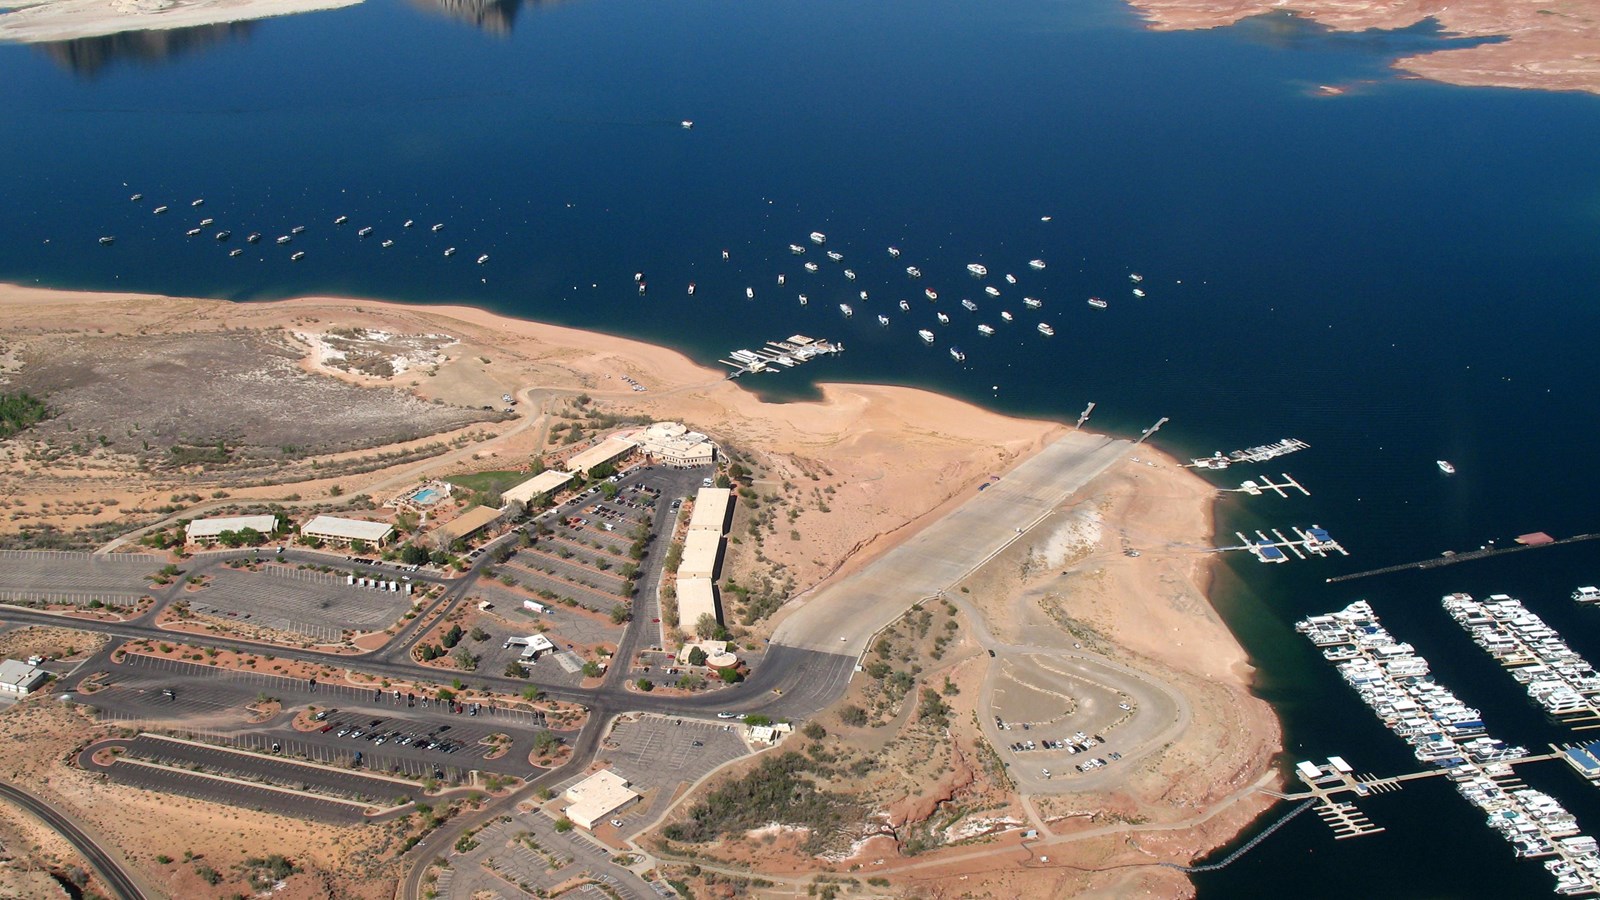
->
(0, 779), (146, 900)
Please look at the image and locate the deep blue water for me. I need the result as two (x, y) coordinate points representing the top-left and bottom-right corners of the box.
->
(3, 0), (1599, 895)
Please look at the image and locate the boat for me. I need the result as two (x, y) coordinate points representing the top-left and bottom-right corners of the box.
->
(1129, 273), (1143, 283)
(275, 235), (291, 244)
(97, 236), (115, 245)
(888, 247), (901, 257)
(191, 199), (204, 207)
(403, 220), (413, 228)
(199, 218), (214, 227)
(1132, 288), (1146, 298)
(978, 324), (995, 336)
(335, 216), (348, 225)
(635, 272), (645, 282)
(185, 228), (202, 237)
(1029, 259), (1046, 270)
(906, 266), (922, 278)
(639, 282), (647, 294)
(1005, 274), (1017, 284)
(358, 226), (374, 237)
(477, 254), (489, 264)
(1038, 323), (1055, 336)
(290, 225), (305, 234)
(844, 269), (856, 280)
(937, 312), (950, 324)
(777, 274), (786, 285)
(859, 290), (868, 300)
(789, 244), (806, 254)
(924, 288), (938, 300)
(228, 248), (243, 257)
(215, 231), (231, 241)
(810, 232), (827, 244)
(746, 287), (755, 299)
(1087, 297), (1107, 309)
(1573, 587), (1600, 604)
(290, 251), (305, 261)
(839, 303), (853, 317)
(444, 247), (457, 256)
(827, 251), (844, 262)
(804, 261), (819, 272)
(798, 294), (808, 305)
(687, 283), (695, 295)
(381, 239), (394, 248)
(153, 205), (168, 214)
(129, 193), (142, 201)
(681, 120), (694, 129)
(949, 346), (966, 362)
(984, 286), (1001, 297)
(967, 263), (988, 276)
(722, 249), (730, 260)
(877, 315), (890, 326)
(961, 298), (978, 311)
(1438, 460), (1457, 475)
(1024, 297), (1042, 309)
(1000, 311), (1013, 322)
(247, 232), (261, 243)
(431, 223), (444, 232)
(918, 329), (935, 343)
(899, 300), (910, 311)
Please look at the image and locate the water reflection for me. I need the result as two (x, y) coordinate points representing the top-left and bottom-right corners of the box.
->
(412, 0), (539, 35)
(37, 21), (255, 78)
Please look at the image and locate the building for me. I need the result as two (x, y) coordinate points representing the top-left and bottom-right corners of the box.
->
(687, 487), (732, 535)
(563, 436), (637, 477)
(299, 515), (395, 548)
(563, 769), (639, 830)
(502, 470), (573, 507)
(678, 529), (723, 580)
(631, 422), (717, 468)
(677, 576), (721, 633)
(503, 633), (556, 660)
(0, 659), (47, 696)
(430, 505), (504, 546)
(184, 514), (279, 545)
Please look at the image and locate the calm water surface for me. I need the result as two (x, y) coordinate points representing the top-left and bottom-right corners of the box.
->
(3, 1), (1599, 895)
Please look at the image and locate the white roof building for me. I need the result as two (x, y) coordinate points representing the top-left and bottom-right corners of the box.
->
(687, 488), (732, 534)
(564, 437), (637, 476)
(504, 634), (556, 660)
(678, 529), (723, 580)
(0, 659), (47, 696)
(300, 515), (395, 546)
(677, 576), (721, 633)
(632, 422), (718, 468)
(503, 470), (573, 506)
(563, 769), (639, 830)
(185, 514), (279, 544)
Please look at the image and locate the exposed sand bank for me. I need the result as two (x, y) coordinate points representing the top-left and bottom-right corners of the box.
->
(0, 0), (361, 44)
(1125, 0), (1600, 95)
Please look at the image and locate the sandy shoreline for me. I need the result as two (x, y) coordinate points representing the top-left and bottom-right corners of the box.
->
(0, 0), (362, 44)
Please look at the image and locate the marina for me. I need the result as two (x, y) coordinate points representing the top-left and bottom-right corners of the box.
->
(718, 335), (843, 378)
(1189, 438), (1310, 470)
(1443, 593), (1600, 729)
(1224, 473), (1310, 498)
(1221, 525), (1347, 563)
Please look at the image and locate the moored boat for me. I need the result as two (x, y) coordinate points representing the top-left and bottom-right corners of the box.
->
(215, 231), (231, 241)
(844, 269), (856, 280)
(477, 254), (489, 264)
(984, 286), (1000, 297)
(810, 231), (827, 244)
(1028, 259), (1046, 270)
(804, 261), (819, 272)
(97, 236), (114, 245)
(247, 232), (261, 243)
(1132, 288), (1146, 298)
(899, 300), (910, 311)
(1087, 297), (1107, 309)
(290, 251), (305, 261)
(1438, 460), (1457, 475)
(199, 218), (214, 227)
(888, 246), (901, 257)
(381, 239), (394, 248)
(937, 312), (950, 324)
(1005, 274), (1016, 284)
(290, 225), (305, 234)
(798, 294), (808, 305)
(924, 288), (937, 300)
(949, 346), (966, 362)
(228, 248), (243, 257)
(746, 287), (755, 299)
(918, 329), (935, 343)
(275, 235), (291, 244)
(827, 251), (844, 262)
(358, 226), (374, 237)
(1038, 323), (1055, 336)
(185, 228), (202, 237)
(978, 324), (995, 335)
(1023, 297), (1042, 309)
(877, 315), (890, 326)
(789, 244), (806, 254)
(153, 205), (169, 214)
(961, 298), (978, 311)
(335, 215), (348, 225)
(1000, 311), (1013, 322)
(906, 266), (922, 278)
(966, 263), (988, 276)
(839, 303), (853, 317)
(444, 247), (457, 256)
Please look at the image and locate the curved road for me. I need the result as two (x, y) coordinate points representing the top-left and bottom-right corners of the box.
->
(0, 780), (145, 900)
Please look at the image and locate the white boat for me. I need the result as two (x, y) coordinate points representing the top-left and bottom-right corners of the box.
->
(190, 199), (204, 207)
(432, 223), (444, 232)
(978, 324), (995, 336)
(1005, 274), (1017, 284)
(634, 272), (644, 282)
(129, 193), (142, 201)
(722, 249), (731, 260)
(949, 346), (966, 362)
(877, 315), (890, 326)
(444, 247), (457, 256)
(839, 303), (853, 317)
(1023, 297), (1042, 309)
(403, 220), (413, 228)
(746, 287), (754, 299)
(859, 290), (868, 300)
(477, 254), (489, 264)
(804, 262), (819, 272)
(274, 234), (290, 244)
(687, 283), (695, 295)
(98, 236), (115, 245)
(290, 225), (305, 234)
(961, 298), (978, 311)
(153, 205), (168, 214)
(215, 231), (230, 241)
(381, 239), (394, 248)
(937, 312), (950, 324)
(789, 244), (806, 254)
(186, 228), (202, 237)
(899, 300), (910, 311)
(228, 248), (243, 257)
(247, 232), (261, 243)
(925, 288), (937, 300)
(798, 294), (807, 305)
(1000, 311), (1013, 322)
(810, 231), (827, 244)
(967, 263), (988, 277)
(1129, 273), (1143, 283)
(984, 286), (1001, 297)
(906, 266), (921, 278)
(1573, 587), (1600, 604)
(199, 218), (214, 227)
(1038, 323), (1055, 336)
(681, 120), (694, 129)
(777, 274), (786, 285)
(918, 329), (935, 343)
(1029, 259), (1046, 270)
(1087, 297), (1107, 309)
(1437, 460), (1456, 475)
(888, 247), (901, 257)
(358, 226), (374, 237)
(844, 269), (856, 280)
(639, 282), (647, 294)
(335, 215), (348, 225)
(1132, 288), (1146, 298)
(827, 251), (844, 262)
(290, 251), (305, 261)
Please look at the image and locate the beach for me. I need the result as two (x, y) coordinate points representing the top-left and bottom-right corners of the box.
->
(0, 0), (361, 43)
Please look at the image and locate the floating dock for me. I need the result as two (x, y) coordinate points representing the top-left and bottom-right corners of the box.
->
(1220, 525), (1347, 563)
(720, 334), (842, 378)
(1188, 437), (1309, 470)
(1444, 593), (1600, 730)
(1226, 473), (1310, 498)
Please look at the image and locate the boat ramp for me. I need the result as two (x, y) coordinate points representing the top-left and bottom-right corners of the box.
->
(720, 335), (842, 378)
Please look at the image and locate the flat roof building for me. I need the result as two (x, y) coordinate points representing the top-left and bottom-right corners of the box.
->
(563, 769), (639, 830)
(0, 659), (47, 696)
(503, 633), (556, 660)
(687, 487), (732, 535)
(564, 437), (637, 477)
(677, 576), (721, 634)
(632, 421), (717, 468)
(431, 505), (503, 545)
(678, 529), (724, 580)
(185, 514), (279, 545)
(503, 470), (573, 507)
(300, 515), (395, 548)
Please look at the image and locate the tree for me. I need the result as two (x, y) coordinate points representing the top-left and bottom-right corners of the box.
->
(441, 624), (465, 648)
(609, 605), (631, 625)
(677, 673), (704, 691)
(429, 549), (450, 567)
(470, 626), (490, 642)
(743, 714), (771, 727)
(520, 685), (543, 701)
(581, 661), (603, 678)
(636, 678), (654, 692)
(350, 539), (369, 555)
(238, 526), (265, 546)
(715, 474), (730, 488)
(453, 646), (478, 671)
(400, 543), (429, 566)
(216, 529), (244, 548)
(600, 482), (619, 499)
(533, 730), (560, 754)
(839, 705), (868, 727)
(802, 722), (826, 740)
(694, 613), (720, 640)
(687, 647), (708, 667)
(554, 818), (574, 833)
(504, 660), (529, 679)
(718, 667), (743, 684)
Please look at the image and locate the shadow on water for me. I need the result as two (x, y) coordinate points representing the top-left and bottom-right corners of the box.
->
(411, 0), (574, 35)
(35, 21), (257, 78)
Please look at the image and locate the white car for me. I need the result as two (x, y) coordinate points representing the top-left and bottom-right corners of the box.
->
(609, 819), (625, 828)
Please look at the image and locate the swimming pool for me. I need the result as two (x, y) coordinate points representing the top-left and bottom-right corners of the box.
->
(409, 487), (445, 506)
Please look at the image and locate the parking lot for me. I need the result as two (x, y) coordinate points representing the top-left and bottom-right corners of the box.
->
(0, 550), (154, 605)
(580, 714), (751, 837)
(102, 758), (373, 824)
(443, 809), (657, 900)
(188, 567), (414, 639)
(118, 734), (418, 805)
